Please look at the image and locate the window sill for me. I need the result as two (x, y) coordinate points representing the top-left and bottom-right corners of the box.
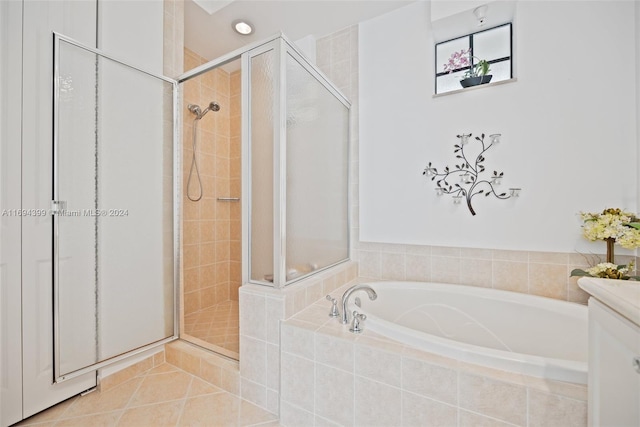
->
(433, 77), (517, 98)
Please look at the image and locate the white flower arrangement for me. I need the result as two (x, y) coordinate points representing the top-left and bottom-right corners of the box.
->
(580, 208), (640, 249)
(571, 208), (640, 281)
(573, 261), (637, 281)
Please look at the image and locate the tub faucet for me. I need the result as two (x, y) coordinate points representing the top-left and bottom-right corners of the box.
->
(341, 284), (377, 324)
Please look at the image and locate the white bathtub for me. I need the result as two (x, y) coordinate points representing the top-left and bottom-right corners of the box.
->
(354, 281), (588, 384)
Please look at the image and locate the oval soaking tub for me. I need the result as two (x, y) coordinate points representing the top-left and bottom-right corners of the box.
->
(354, 281), (587, 384)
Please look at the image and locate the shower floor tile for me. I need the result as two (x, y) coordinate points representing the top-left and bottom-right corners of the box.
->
(15, 363), (278, 427)
(184, 301), (239, 356)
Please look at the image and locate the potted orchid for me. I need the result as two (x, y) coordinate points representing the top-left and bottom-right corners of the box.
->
(443, 48), (492, 88)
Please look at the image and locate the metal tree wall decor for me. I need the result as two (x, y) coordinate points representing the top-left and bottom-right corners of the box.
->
(423, 132), (521, 216)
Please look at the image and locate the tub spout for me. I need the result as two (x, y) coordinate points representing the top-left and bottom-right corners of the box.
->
(341, 284), (377, 324)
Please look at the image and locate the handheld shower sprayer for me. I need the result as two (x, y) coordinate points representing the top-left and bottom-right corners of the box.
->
(206, 102), (221, 113)
(186, 100), (221, 202)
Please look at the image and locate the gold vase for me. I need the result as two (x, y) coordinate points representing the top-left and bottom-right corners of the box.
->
(606, 238), (615, 263)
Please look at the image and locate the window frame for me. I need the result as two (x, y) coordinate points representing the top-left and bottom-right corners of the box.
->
(435, 22), (513, 95)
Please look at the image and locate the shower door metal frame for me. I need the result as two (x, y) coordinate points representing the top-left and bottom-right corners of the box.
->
(51, 32), (180, 383)
(242, 36), (352, 289)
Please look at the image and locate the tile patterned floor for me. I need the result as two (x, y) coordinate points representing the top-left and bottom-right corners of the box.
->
(184, 301), (239, 357)
(15, 363), (278, 427)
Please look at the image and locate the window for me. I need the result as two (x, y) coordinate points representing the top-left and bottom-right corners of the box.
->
(435, 23), (512, 95)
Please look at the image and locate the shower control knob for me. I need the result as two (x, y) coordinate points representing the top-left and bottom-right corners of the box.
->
(326, 295), (340, 318)
(633, 356), (640, 374)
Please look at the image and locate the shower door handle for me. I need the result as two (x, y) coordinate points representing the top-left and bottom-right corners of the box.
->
(216, 197), (240, 202)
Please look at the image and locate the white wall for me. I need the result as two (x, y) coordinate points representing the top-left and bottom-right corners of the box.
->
(98, 0), (164, 73)
(637, 2), (640, 211)
(359, 0), (638, 253)
(0, 2), (24, 425)
(20, 0), (100, 418)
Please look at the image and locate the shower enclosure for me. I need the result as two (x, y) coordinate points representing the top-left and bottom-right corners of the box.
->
(50, 32), (349, 382)
(179, 34), (350, 359)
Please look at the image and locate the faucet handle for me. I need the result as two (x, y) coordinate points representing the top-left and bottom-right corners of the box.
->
(349, 310), (367, 334)
(326, 295), (340, 318)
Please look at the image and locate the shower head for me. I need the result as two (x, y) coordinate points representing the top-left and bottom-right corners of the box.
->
(188, 104), (202, 118)
(188, 102), (220, 120)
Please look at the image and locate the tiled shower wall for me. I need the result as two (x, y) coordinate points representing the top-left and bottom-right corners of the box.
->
(315, 26), (637, 306)
(182, 49), (241, 318)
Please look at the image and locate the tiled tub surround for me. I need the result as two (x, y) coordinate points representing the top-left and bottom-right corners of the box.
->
(279, 281), (588, 427)
(239, 261), (359, 415)
(357, 242), (639, 305)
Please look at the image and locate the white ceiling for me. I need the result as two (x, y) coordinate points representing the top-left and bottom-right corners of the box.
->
(184, 0), (415, 61)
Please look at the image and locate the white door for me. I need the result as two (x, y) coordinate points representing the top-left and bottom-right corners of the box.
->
(20, 0), (101, 419)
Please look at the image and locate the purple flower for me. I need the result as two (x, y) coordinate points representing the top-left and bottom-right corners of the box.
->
(443, 47), (488, 78)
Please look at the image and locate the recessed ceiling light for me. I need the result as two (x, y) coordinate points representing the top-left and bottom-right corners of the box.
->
(232, 20), (253, 35)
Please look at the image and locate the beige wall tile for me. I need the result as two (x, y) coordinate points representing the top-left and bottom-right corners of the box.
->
(354, 342), (401, 387)
(432, 246), (461, 257)
(492, 249), (528, 262)
(281, 321), (315, 359)
(458, 373), (526, 425)
(401, 391), (458, 427)
(280, 401), (315, 427)
(240, 378), (266, 409)
(401, 356), (457, 404)
(266, 343), (280, 391)
(99, 356), (153, 392)
(405, 254), (431, 281)
(315, 364), (354, 426)
(239, 292), (266, 340)
(461, 247), (493, 259)
(200, 286), (217, 309)
(199, 358), (222, 386)
(529, 251), (569, 264)
(280, 353), (315, 412)
(492, 260), (528, 293)
(459, 410), (516, 427)
(220, 368), (240, 395)
(460, 258), (493, 288)
(527, 389), (587, 427)
(358, 250), (380, 278)
(316, 333), (354, 373)
(432, 256), (461, 284)
(354, 377), (401, 426)
(381, 252), (405, 280)
(567, 289), (590, 305)
(265, 297), (285, 344)
(524, 377), (587, 401)
(529, 263), (567, 300)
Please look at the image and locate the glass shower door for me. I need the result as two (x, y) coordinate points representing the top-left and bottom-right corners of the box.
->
(53, 34), (178, 382)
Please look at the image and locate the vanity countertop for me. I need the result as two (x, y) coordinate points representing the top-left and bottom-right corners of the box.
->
(578, 277), (640, 326)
